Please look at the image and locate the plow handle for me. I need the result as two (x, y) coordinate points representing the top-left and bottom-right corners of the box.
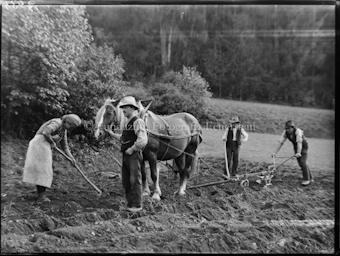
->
(55, 147), (102, 196)
(274, 155), (296, 169)
(224, 143), (230, 178)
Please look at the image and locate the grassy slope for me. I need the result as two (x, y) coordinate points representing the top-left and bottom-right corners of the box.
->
(206, 98), (335, 139)
(199, 129), (335, 171)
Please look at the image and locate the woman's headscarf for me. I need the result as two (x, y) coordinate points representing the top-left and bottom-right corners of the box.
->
(62, 114), (82, 127)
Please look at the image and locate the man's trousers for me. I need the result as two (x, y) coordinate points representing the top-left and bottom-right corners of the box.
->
(121, 151), (143, 208)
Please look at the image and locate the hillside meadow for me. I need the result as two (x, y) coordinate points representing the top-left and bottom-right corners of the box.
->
(205, 98), (335, 139)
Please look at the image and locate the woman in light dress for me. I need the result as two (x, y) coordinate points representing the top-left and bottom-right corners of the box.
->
(23, 114), (81, 202)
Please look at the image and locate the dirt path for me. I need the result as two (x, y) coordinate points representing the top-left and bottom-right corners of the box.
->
(1, 136), (335, 253)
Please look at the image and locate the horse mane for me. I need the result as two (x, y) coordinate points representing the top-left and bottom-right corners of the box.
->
(95, 104), (106, 129)
(115, 103), (126, 132)
(95, 98), (118, 129)
(103, 98), (114, 106)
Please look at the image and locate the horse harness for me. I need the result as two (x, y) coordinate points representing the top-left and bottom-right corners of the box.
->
(149, 133), (200, 161)
(143, 113), (200, 161)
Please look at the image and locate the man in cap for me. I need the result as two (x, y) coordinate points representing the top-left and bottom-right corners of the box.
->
(23, 114), (82, 202)
(272, 120), (313, 186)
(104, 96), (148, 212)
(222, 115), (249, 176)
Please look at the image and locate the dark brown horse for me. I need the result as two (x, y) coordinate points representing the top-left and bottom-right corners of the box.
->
(94, 97), (202, 200)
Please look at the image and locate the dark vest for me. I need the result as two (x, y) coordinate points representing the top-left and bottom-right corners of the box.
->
(226, 127), (242, 146)
(120, 116), (138, 153)
(286, 128), (308, 153)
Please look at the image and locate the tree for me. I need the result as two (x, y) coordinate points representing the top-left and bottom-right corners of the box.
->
(1, 6), (93, 137)
(85, 5), (334, 108)
(67, 44), (128, 120)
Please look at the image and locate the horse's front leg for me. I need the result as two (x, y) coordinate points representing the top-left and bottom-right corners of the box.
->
(141, 160), (150, 197)
(149, 158), (161, 201)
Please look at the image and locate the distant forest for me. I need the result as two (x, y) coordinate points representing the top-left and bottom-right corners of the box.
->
(87, 5), (335, 109)
(1, 5), (335, 139)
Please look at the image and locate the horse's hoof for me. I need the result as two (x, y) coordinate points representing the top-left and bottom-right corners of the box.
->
(174, 190), (186, 196)
(152, 194), (161, 201)
(142, 192), (150, 197)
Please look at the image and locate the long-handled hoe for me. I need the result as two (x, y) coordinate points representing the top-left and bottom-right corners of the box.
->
(55, 147), (102, 196)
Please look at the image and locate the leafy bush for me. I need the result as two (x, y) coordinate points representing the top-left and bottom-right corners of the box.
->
(1, 6), (93, 138)
(148, 83), (189, 115)
(1, 7), (128, 138)
(67, 44), (128, 120)
(149, 66), (212, 120)
(124, 82), (150, 102)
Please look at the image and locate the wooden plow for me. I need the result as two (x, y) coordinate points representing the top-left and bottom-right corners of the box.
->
(187, 155), (296, 190)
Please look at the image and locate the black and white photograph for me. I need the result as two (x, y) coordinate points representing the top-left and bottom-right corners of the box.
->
(1, 1), (337, 253)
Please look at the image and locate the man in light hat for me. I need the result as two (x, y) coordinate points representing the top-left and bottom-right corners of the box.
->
(222, 115), (249, 176)
(23, 114), (82, 202)
(104, 96), (148, 213)
(272, 120), (313, 186)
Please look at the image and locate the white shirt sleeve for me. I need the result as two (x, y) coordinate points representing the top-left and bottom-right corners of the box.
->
(295, 128), (304, 143)
(132, 119), (148, 151)
(240, 128), (249, 142)
(222, 127), (229, 141)
(278, 130), (287, 144)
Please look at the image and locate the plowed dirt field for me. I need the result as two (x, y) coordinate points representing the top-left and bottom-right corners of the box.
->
(1, 136), (335, 254)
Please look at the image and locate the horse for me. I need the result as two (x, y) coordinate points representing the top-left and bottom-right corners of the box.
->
(69, 119), (94, 140)
(94, 97), (202, 200)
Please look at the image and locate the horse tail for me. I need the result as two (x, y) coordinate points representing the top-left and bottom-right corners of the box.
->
(198, 127), (203, 144)
(193, 120), (203, 144)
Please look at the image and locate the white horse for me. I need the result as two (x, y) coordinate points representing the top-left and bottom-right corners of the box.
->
(94, 97), (202, 200)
